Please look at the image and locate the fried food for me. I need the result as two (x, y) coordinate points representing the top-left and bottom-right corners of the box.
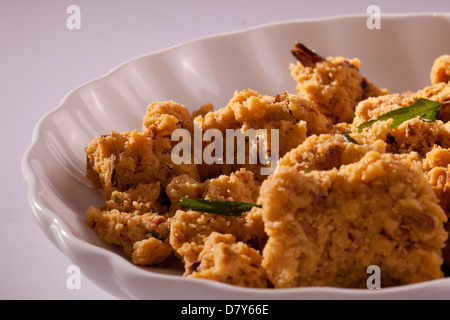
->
(260, 151), (447, 288)
(186, 232), (268, 288)
(277, 133), (386, 172)
(169, 169), (265, 272)
(431, 54), (450, 84)
(290, 43), (388, 124)
(194, 89), (330, 180)
(86, 204), (173, 265)
(352, 84), (450, 156)
(85, 101), (200, 200)
(84, 44), (450, 289)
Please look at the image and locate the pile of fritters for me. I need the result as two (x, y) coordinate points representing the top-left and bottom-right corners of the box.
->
(85, 43), (450, 288)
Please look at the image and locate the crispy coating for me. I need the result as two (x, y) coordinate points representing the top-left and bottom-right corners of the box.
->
(352, 83), (450, 156)
(199, 89), (329, 136)
(260, 151), (447, 288)
(423, 145), (450, 265)
(290, 53), (388, 124)
(85, 181), (172, 266)
(84, 47), (450, 289)
(85, 130), (156, 198)
(170, 206), (265, 271)
(165, 174), (205, 215)
(431, 55), (450, 85)
(424, 145), (450, 171)
(85, 101), (200, 266)
(131, 237), (174, 266)
(341, 78), (450, 267)
(96, 180), (163, 214)
(191, 102), (214, 119)
(427, 165), (450, 213)
(187, 232), (268, 288)
(278, 133), (386, 172)
(85, 101), (200, 200)
(165, 168), (261, 215)
(353, 82), (450, 125)
(169, 169), (265, 271)
(142, 100), (195, 135)
(86, 206), (172, 265)
(407, 81), (450, 123)
(194, 89), (330, 180)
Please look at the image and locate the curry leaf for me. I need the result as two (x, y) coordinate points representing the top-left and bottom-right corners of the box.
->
(343, 131), (360, 144)
(179, 197), (261, 216)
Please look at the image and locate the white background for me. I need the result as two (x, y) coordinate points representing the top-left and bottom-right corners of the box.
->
(1, 0), (449, 300)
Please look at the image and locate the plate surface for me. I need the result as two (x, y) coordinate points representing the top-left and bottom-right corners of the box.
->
(22, 13), (450, 299)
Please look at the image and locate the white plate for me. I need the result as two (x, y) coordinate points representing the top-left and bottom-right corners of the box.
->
(22, 13), (450, 299)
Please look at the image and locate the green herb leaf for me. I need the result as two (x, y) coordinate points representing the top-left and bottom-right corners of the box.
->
(179, 197), (261, 216)
(357, 98), (448, 133)
(343, 131), (359, 144)
(114, 195), (120, 203)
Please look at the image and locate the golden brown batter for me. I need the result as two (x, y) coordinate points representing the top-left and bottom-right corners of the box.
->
(84, 45), (450, 289)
